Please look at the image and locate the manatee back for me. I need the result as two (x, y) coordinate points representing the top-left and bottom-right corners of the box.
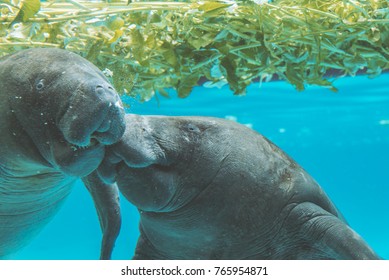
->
(210, 118), (343, 220)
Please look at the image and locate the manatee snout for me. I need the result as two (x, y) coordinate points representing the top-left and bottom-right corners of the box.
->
(92, 83), (126, 145)
(97, 114), (168, 184)
(58, 79), (125, 147)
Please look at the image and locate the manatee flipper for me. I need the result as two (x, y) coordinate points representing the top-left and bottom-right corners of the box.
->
(82, 171), (121, 260)
(287, 202), (380, 260)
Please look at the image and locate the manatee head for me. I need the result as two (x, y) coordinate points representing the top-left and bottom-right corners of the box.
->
(5, 48), (125, 177)
(98, 114), (227, 212)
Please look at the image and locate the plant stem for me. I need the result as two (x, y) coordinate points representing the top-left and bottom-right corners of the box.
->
(0, 42), (60, 47)
(1, 4), (191, 23)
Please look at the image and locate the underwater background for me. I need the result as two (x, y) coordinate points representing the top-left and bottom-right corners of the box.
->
(10, 74), (389, 260)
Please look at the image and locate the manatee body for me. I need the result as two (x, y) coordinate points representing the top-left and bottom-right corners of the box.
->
(98, 114), (379, 260)
(0, 48), (125, 259)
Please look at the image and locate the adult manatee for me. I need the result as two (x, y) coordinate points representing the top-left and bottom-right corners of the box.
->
(97, 114), (380, 260)
(0, 48), (124, 259)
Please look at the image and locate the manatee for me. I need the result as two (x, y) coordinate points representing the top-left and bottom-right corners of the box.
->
(97, 114), (380, 260)
(0, 48), (124, 259)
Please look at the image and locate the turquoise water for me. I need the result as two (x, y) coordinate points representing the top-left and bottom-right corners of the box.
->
(11, 74), (389, 260)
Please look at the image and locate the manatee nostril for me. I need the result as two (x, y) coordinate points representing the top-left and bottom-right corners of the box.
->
(95, 85), (105, 95)
(95, 84), (117, 96)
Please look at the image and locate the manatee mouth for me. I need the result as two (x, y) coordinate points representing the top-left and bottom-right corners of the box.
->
(69, 137), (100, 151)
(47, 128), (106, 177)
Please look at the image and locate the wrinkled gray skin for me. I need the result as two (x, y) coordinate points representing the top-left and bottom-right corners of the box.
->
(0, 48), (124, 259)
(98, 114), (380, 260)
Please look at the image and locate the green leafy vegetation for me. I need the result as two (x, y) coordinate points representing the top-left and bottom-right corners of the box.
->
(10, 0), (41, 26)
(1, 0), (388, 101)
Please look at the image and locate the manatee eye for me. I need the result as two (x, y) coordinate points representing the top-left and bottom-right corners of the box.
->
(36, 79), (45, 91)
(187, 123), (200, 133)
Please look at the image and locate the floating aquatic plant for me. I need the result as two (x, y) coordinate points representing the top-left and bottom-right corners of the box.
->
(0, 0), (388, 101)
